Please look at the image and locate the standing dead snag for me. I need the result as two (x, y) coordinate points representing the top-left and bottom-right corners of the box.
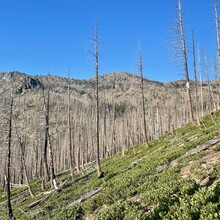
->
(90, 23), (104, 178)
(204, 50), (216, 111)
(13, 97), (34, 198)
(215, 0), (220, 70)
(192, 30), (199, 118)
(178, 0), (194, 123)
(68, 68), (74, 178)
(6, 96), (15, 219)
(174, 0), (194, 123)
(197, 47), (204, 117)
(15, 127), (34, 198)
(41, 88), (50, 190)
(110, 102), (117, 156)
(139, 47), (149, 146)
(43, 90), (58, 190)
(95, 24), (104, 178)
(214, 0), (220, 110)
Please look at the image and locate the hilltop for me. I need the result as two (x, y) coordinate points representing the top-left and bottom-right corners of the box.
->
(1, 110), (220, 219)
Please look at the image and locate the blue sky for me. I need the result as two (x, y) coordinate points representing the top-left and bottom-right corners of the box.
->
(0, 0), (218, 82)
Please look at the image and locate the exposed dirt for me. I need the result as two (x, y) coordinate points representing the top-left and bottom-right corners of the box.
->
(180, 149), (220, 186)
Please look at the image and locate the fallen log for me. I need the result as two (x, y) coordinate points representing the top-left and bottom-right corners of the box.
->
(27, 199), (43, 209)
(68, 188), (102, 206)
(27, 190), (57, 209)
(156, 135), (220, 172)
(27, 171), (96, 209)
(10, 183), (28, 188)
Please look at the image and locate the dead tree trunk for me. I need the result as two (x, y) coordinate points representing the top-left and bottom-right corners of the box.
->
(103, 103), (107, 158)
(91, 23), (104, 178)
(6, 96), (15, 220)
(15, 129), (34, 198)
(68, 68), (74, 178)
(76, 133), (81, 174)
(48, 136), (58, 190)
(214, 0), (220, 109)
(204, 49), (216, 111)
(192, 30), (198, 118)
(111, 102), (117, 156)
(13, 97), (34, 198)
(42, 89), (50, 190)
(211, 61), (220, 109)
(139, 48), (149, 146)
(44, 90), (58, 190)
(197, 47), (204, 117)
(215, 0), (220, 70)
(177, 0), (194, 122)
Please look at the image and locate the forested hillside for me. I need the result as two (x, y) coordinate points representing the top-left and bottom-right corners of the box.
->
(0, 70), (219, 193)
(1, 105), (220, 219)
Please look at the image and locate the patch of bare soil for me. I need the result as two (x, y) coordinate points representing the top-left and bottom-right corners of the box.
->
(180, 149), (220, 186)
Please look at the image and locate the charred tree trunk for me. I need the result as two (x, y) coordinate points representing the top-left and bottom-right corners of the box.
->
(68, 68), (74, 178)
(91, 23), (104, 178)
(48, 135), (58, 190)
(139, 48), (149, 146)
(42, 89), (50, 190)
(177, 0), (194, 122)
(44, 90), (58, 190)
(215, 0), (220, 69)
(192, 30), (198, 118)
(6, 96), (15, 220)
(15, 130), (34, 198)
(111, 103), (117, 156)
(197, 47), (204, 117)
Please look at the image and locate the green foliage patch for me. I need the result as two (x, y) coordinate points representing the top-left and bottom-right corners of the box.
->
(1, 111), (220, 219)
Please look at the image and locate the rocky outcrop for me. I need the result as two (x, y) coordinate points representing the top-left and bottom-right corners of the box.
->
(16, 76), (43, 94)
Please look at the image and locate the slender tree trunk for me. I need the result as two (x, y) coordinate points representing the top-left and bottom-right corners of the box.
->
(14, 96), (34, 197)
(19, 147), (24, 185)
(139, 48), (149, 146)
(34, 141), (38, 178)
(45, 90), (58, 190)
(178, 0), (194, 123)
(204, 49), (216, 111)
(93, 23), (104, 178)
(68, 68), (74, 178)
(214, 0), (220, 110)
(42, 89), (50, 190)
(192, 30), (198, 118)
(126, 113), (136, 155)
(48, 135), (58, 190)
(76, 133), (81, 174)
(15, 131), (34, 198)
(111, 103), (117, 156)
(6, 96), (15, 220)
(103, 104), (107, 158)
(215, 0), (220, 69)
(211, 61), (220, 109)
(197, 47), (204, 117)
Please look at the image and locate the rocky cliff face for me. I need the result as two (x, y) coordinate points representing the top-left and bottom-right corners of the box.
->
(16, 76), (43, 94)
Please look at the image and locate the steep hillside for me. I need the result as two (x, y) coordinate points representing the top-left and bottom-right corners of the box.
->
(0, 71), (219, 196)
(1, 110), (220, 219)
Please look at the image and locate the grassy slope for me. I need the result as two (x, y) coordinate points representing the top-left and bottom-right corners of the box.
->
(1, 112), (220, 219)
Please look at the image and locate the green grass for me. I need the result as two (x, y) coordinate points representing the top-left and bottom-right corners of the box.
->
(1, 111), (220, 219)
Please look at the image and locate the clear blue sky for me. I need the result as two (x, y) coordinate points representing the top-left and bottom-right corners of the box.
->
(0, 0), (217, 82)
